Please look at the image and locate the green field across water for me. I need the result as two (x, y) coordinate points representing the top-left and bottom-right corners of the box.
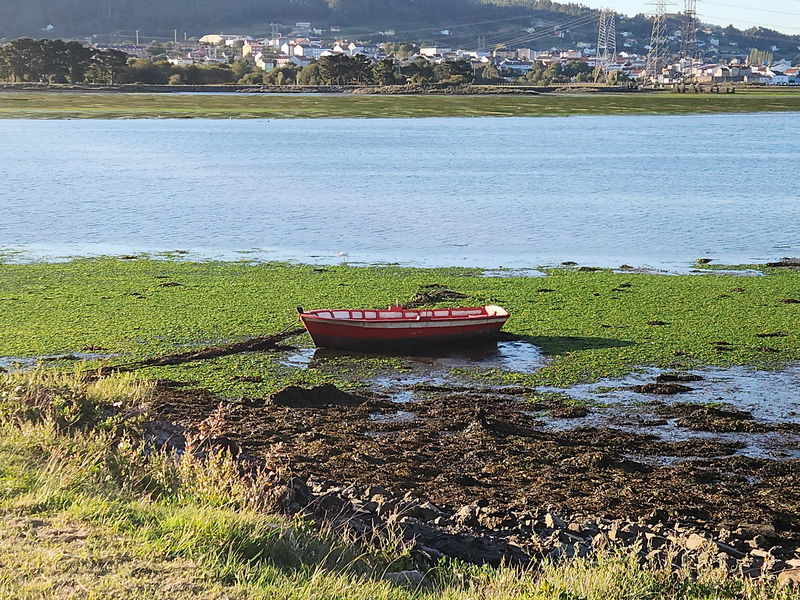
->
(2, 91), (800, 119)
(1, 258), (798, 396)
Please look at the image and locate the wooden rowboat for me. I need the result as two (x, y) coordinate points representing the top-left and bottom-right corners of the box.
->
(297, 304), (510, 350)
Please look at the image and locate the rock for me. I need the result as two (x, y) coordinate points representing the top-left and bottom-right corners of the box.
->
(375, 499), (398, 518)
(777, 568), (800, 588)
(550, 404), (589, 419)
(770, 560), (789, 574)
(609, 525), (634, 543)
(655, 372), (703, 383)
(561, 532), (587, 545)
(454, 505), (480, 528)
(416, 501), (445, 522)
(269, 384), (366, 408)
(643, 509), (669, 526)
(766, 258), (800, 268)
(685, 533), (713, 551)
(350, 499), (377, 514)
(631, 383), (694, 395)
(645, 533), (667, 550)
(364, 485), (389, 499)
(747, 535), (771, 549)
(567, 522), (588, 535)
(592, 532), (610, 549)
(545, 512), (566, 530)
(383, 570), (425, 587)
(737, 523), (776, 539)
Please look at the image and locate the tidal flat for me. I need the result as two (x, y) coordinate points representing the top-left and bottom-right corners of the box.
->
(1, 257), (799, 394)
(2, 257), (800, 594)
(2, 90), (800, 119)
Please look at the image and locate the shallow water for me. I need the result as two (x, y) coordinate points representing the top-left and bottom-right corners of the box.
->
(0, 352), (116, 371)
(280, 339), (545, 401)
(3, 113), (800, 268)
(538, 365), (800, 459)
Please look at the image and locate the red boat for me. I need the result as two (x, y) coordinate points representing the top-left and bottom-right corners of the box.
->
(297, 304), (510, 350)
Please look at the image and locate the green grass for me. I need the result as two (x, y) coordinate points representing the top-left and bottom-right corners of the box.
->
(0, 370), (794, 599)
(2, 92), (800, 119)
(0, 258), (798, 396)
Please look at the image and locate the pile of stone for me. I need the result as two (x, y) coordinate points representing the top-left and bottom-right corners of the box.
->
(280, 476), (800, 584)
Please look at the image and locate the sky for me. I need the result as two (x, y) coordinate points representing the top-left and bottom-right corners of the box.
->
(575, 0), (800, 36)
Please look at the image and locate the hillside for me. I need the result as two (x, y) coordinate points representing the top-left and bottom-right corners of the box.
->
(0, 0), (798, 62)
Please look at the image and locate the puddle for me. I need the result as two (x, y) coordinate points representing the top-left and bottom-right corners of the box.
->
(481, 268), (547, 278)
(613, 267), (764, 277)
(539, 365), (800, 460)
(280, 340), (544, 375)
(278, 340), (546, 403)
(279, 347), (316, 369)
(369, 410), (417, 424)
(0, 353), (117, 372)
(687, 269), (764, 277)
(0, 357), (37, 371)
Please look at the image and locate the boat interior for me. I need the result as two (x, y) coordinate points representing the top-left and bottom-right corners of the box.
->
(305, 305), (508, 321)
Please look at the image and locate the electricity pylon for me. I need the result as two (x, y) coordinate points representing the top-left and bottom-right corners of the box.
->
(645, 0), (669, 82)
(595, 9), (617, 82)
(680, 0), (698, 62)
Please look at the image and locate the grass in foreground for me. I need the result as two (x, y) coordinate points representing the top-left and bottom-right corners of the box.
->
(1, 92), (800, 119)
(0, 258), (798, 395)
(0, 370), (793, 599)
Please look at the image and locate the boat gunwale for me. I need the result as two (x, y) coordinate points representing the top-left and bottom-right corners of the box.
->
(299, 305), (508, 325)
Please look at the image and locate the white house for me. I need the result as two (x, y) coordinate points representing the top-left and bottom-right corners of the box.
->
(420, 46), (451, 57)
(294, 44), (326, 58)
(348, 43), (380, 57)
(167, 57), (194, 67)
(499, 59), (533, 74)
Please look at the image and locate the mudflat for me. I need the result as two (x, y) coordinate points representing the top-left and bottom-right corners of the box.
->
(2, 90), (800, 118)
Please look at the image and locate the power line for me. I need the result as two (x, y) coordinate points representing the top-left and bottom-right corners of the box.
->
(478, 13), (596, 46)
(481, 13), (599, 48)
(696, 12), (800, 32)
(700, 0), (800, 17)
(389, 12), (564, 36)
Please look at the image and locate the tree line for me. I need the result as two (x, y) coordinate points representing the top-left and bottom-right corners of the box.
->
(0, 38), (128, 83)
(0, 38), (627, 87)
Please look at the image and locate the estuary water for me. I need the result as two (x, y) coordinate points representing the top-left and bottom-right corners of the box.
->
(1, 113), (798, 268)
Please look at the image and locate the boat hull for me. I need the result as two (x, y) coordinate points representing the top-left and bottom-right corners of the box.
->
(300, 315), (508, 351)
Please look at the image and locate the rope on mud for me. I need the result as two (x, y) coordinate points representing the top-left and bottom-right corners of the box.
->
(96, 327), (306, 375)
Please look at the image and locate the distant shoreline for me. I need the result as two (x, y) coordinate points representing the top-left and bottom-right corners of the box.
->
(0, 82), (648, 95)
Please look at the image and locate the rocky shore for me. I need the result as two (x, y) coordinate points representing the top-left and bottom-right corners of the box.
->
(281, 474), (800, 585)
(147, 378), (800, 585)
